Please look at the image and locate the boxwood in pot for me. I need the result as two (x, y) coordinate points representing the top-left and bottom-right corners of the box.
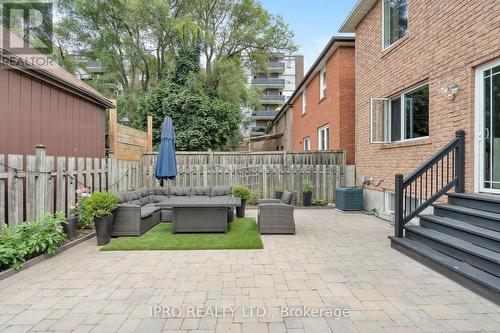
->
(81, 192), (118, 246)
(302, 179), (314, 207)
(232, 186), (251, 218)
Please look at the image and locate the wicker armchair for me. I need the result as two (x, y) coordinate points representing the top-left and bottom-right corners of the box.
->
(257, 191), (296, 234)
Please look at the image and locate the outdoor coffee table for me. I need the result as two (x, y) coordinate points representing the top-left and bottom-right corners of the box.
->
(157, 197), (241, 234)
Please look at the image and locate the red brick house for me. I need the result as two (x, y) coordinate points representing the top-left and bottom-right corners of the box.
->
(267, 36), (355, 164)
(340, 0), (500, 303)
(340, 0), (500, 216)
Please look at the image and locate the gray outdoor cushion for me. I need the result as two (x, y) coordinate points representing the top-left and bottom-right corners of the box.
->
(137, 188), (150, 198)
(191, 186), (211, 196)
(128, 199), (143, 206)
(210, 186), (231, 197)
(148, 187), (169, 196)
(118, 191), (139, 203)
(281, 191), (293, 204)
(151, 195), (168, 203)
(170, 186), (191, 196)
(289, 192), (297, 206)
(140, 204), (161, 218)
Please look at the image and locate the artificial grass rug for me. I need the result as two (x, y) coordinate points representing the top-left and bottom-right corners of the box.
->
(101, 217), (263, 251)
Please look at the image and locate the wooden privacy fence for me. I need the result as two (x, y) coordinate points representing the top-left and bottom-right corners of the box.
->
(174, 150), (346, 166)
(108, 100), (153, 161)
(0, 146), (140, 226)
(1, 148), (354, 226)
(142, 151), (354, 204)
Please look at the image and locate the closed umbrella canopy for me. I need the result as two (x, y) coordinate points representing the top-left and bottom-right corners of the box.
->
(155, 116), (177, 182)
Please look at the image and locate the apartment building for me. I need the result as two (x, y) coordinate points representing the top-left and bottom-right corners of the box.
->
(242, 55), (304, 138)
(266, 36), (355, 162)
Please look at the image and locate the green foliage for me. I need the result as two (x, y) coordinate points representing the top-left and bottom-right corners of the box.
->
(135, 42), (242, 151)
(247, 191), (261, 205)
(312, 198), (327, 206)
(55, 0), (296, 123)
(232, 186), (251, 200)
(0, 213), (67, 270)
(81, 192), (118, 225)
(303, 179), (314, 193)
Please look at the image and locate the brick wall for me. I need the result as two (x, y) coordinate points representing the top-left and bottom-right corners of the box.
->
(292, 46), (356, 164)
(355, 0), (500, 193)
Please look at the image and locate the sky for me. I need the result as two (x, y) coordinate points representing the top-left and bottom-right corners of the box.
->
(260, 0), (357, 72)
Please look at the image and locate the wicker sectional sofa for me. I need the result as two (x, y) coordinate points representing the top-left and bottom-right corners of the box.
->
(113, 186), (232, 236)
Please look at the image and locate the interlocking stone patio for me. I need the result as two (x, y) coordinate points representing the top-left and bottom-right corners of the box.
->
(0, 209), (498, 332)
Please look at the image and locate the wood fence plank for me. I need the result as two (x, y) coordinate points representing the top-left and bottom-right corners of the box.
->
(86, 158), (93, 192)
(8, 155), (24, 225)
(77, 158), (85, 190)
(67, 157), (76, 211)
(0, 155), (5, 227)
(56, 157), (66, 214)
(25, 155), (36, 220)
(45, 156), (55, 214)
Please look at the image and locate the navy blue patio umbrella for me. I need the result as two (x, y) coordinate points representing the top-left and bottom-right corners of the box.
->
(155, 116), (177, 185)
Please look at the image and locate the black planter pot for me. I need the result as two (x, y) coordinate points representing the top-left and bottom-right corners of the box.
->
(236, 199), (246, 218)
(303, 192), (312, 207)
(94, 214), (114, 246)
(275, 191), (284, 199)
(62, 217), (78, 239)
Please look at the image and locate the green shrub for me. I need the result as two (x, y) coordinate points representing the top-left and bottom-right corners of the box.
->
(312, 198), (327, 206)
(247, 191), (261, 205)
(0, 212), (67, 270)
(303, 179), (314, 193)
(81, 192), (118, 226)
(232, 186), (251, 200)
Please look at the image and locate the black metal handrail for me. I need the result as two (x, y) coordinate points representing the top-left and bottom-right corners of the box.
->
(394, 130), (465, 237)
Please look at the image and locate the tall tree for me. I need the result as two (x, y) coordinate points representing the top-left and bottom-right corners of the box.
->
(135, 39), (242, 151)
(193, 0), (296, 74)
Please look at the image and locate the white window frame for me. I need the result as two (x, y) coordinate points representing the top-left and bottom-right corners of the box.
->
(370, 82), (429, 144)
(382, 0), (409, 50)
(384, 190), (395, 213)
(320, 66), (327, 99)
(318, 125), (330, 150)
(302, 90), (307, 114)
(303, 137), (311, 151)
(370, 97), (390, 143)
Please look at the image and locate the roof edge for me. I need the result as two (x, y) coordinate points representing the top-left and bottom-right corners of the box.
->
(339, 0), (377, 33)
(267, 35), (355, 131)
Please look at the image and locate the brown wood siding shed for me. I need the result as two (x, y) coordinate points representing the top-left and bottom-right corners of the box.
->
(0, 68), (106, 157)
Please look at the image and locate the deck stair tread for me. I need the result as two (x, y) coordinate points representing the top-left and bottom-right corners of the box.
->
(447, 192), (500, 204)
(390, 236), (500, 293)
(419, 214), (500, 242)
(433, 203), (500, 222)
(405, 225), (500, 264)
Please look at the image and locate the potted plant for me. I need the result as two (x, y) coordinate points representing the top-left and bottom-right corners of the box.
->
(232, 185), (251, 218)
(274, 186), (284, 199)
(81, 191), (118, 245)
(302, 179), (314, 207)
(66, 187), (90, 238)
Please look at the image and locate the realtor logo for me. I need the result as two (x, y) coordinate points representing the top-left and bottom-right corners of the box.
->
(1, 1), (53, 54)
